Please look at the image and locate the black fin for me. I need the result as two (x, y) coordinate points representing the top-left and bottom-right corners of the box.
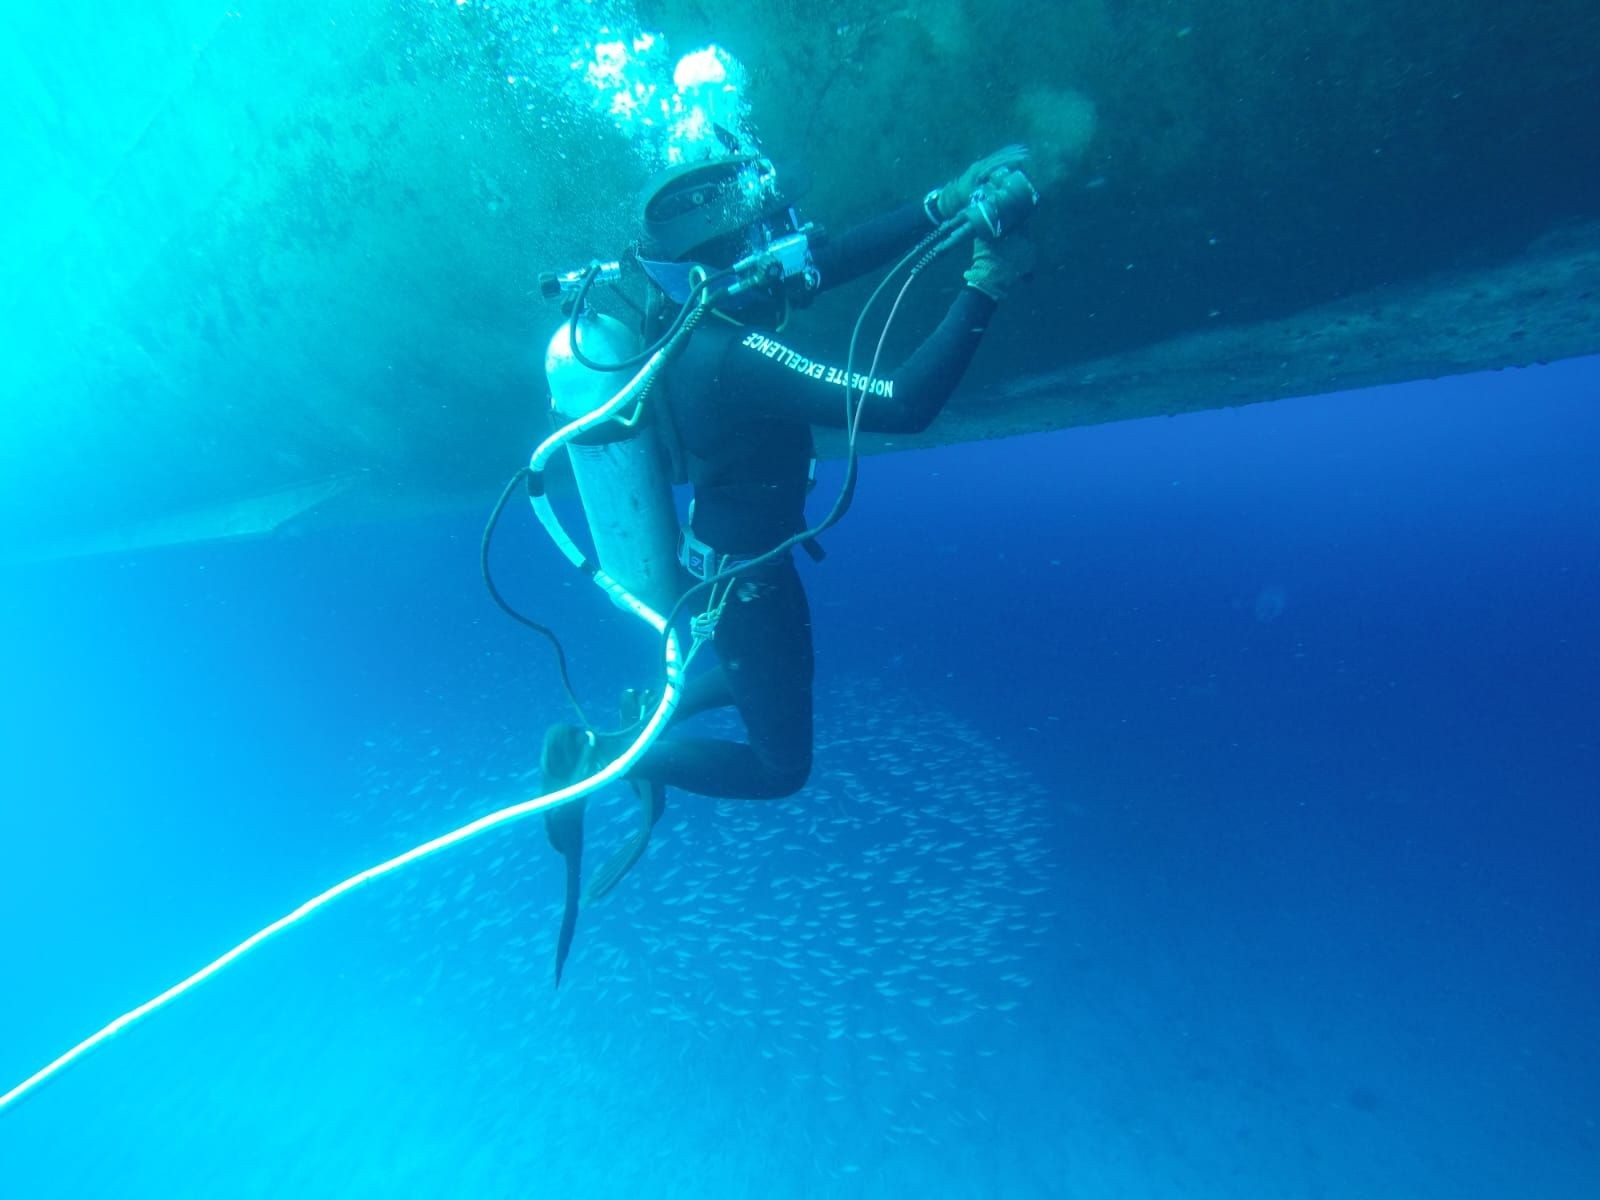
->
(584, 780), (665, 906)
(545, 800), (585, 987)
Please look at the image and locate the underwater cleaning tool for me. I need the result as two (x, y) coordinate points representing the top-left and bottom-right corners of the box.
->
(650, 167), (1028, 651)
(930, 166), (1040, 256)
(662, 182), (1010, 633)
(0, 296), (718, 1118)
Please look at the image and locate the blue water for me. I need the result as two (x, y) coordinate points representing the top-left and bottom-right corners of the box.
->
(1, 358), (1596, 1196)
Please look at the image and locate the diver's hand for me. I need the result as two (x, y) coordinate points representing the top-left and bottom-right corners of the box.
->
(930, 144), (1031, 223)
(964, 232), (1036, 302)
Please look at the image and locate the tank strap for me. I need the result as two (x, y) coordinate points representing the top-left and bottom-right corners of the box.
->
(679, 527), (756, 582)
(653, 379), (691, 487)
(679, 522), (825, 578)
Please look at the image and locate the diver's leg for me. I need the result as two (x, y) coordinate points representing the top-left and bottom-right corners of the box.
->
(607, 662), (731, 841)
(624, 558), (814, 799)
(672, 664), (736, 723)
(597, 665), (739, 898)
(585, 685), (671, 904)
(717, 561), (814, 790)
(618, 664), (733, 735)
(586, 563), (812, 902)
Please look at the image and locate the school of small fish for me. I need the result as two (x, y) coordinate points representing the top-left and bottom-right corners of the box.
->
(337, 674), (1059, 1159)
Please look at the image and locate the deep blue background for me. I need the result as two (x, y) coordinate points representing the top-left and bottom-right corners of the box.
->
(1, 357), (1596, 1196)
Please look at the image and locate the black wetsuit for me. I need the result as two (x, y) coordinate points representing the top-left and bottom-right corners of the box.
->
(627, 201), (998, 800)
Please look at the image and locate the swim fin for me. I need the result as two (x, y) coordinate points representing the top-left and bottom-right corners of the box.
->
(583, 687), (666, 905)
(540, 723), (594, 987)
(584, 778), (666, 905)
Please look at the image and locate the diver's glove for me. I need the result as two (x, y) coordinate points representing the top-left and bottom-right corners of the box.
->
(964, 233), (1036, 302)
(928, 144), (1031, 223)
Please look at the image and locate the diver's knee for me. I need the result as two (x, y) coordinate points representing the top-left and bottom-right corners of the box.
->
(765, 754), (812, 798)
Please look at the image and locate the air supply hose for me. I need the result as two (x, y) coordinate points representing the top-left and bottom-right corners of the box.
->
(0, 290), (718, 1117)
(0, 209), (983, 1117)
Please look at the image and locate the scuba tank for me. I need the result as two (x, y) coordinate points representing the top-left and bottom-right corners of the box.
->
(543, 311), (684, 616)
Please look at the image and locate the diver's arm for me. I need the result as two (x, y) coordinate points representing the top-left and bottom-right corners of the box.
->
(811, 201), (934, 292)
(810, 147), (1032, 291)
(722, 287), (997, 435)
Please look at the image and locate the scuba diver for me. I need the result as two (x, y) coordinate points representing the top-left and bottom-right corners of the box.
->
(534, 145), (1039, 982)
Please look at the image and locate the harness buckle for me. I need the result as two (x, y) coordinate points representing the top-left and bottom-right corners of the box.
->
(679, 527), (755, 582)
